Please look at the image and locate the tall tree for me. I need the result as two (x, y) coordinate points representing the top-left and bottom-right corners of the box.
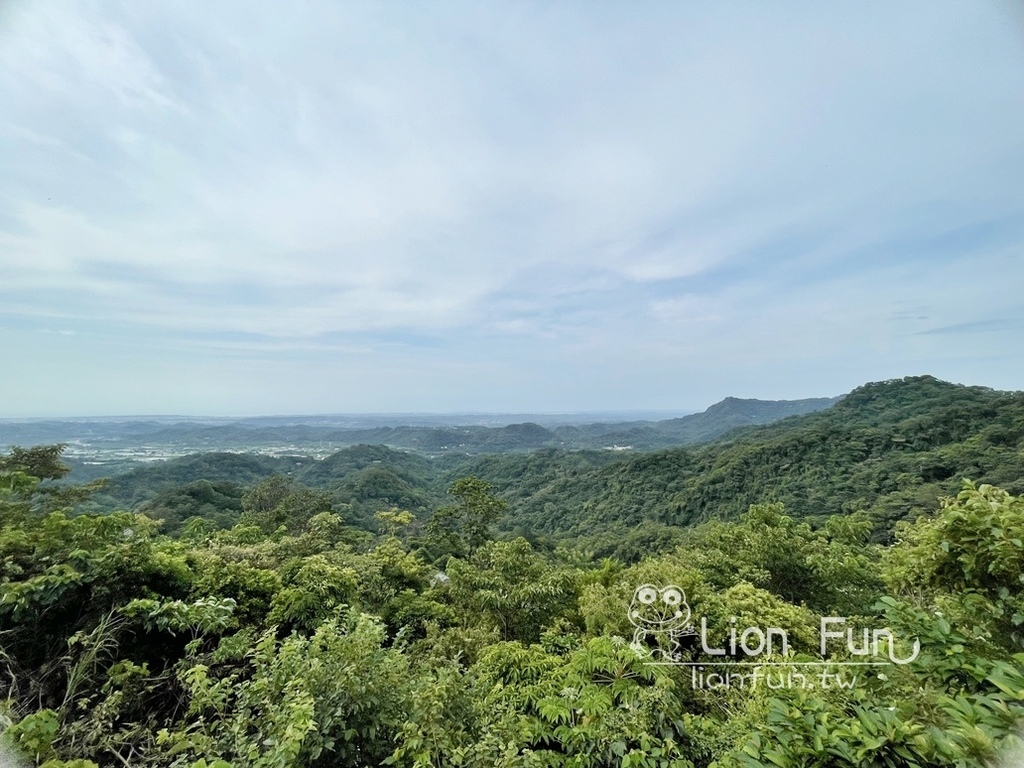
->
(424, 476), (507, 559)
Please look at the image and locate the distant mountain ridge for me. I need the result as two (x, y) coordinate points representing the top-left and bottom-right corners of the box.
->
(57, 376), (1024, 554)
(2, 395), (841, 465)
(473, 376), (1024, 554)
(650, 395), (842, 443)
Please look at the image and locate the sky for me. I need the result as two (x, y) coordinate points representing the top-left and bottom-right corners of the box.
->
(1, 1), (1023, 417)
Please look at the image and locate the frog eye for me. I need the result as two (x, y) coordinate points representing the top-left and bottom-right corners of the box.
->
(662, 588), (683, 606)
(637, 587), (657, 604)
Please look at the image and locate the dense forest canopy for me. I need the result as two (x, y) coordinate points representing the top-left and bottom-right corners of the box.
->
(2, 376), (1024, 767)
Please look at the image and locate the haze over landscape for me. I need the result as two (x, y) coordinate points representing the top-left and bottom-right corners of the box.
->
(2, 1), (1022, 417)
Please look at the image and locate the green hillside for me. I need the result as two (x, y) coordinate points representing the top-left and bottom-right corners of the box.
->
(458, 376), (1024, 556)
(83, 446), (447, 534)
(72, 377), (1024, 560)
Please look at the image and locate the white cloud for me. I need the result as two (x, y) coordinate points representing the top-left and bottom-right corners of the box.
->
(0, 1), (1021, 413)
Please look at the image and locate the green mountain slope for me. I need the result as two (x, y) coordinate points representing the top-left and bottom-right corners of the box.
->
(85, 444), (449, 532)
(75, 376), (1023, 557)
(465, 376), (1024, 553)
(649, 394), (841, 443)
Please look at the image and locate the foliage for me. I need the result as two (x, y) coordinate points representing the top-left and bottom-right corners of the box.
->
(424, 477), (507, 560)
(162, 612), (409, 767)
(5, 399), (1024, 767)
(883, 480), (1024, 649)
(446, 538), (579, 643)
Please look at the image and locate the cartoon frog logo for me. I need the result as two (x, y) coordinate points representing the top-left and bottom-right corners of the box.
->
(628, 583), (695, 658)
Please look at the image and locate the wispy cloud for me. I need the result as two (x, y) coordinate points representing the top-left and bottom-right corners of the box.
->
(0, 1), (1022, 415)
(917, 319), (1024, 336)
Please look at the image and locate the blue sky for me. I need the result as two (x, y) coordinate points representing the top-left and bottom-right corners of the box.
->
(1, 1), (1022, 417)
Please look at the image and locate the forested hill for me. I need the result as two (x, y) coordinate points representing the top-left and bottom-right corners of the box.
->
(473, 376), (1024, 556)
(73, 376), (1024, 557)
(649, 394), (840, 442)
(537, 393), (840, 449)
(82, 445), (449, 532)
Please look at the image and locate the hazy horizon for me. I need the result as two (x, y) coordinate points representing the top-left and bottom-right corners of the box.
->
(0, 389), (852, 423)
(0, 408), (697, 423)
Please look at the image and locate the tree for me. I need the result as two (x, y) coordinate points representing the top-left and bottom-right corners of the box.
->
(0, 445), (104, 522)
(446, 538), (578, 643)
(240, 476), (336, 534)
(423, 477), (507, 559)
(0, 445), (70, 481)
(884, 480), (1024, 650)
